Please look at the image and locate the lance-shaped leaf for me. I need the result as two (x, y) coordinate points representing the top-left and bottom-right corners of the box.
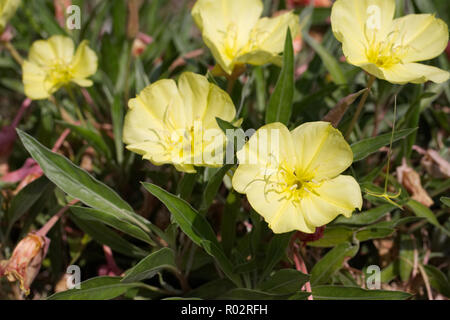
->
(312, 285), (411, 300)
(310, 242), (359, 285)
(265, 29), (294, 125)
(48, 277), (150, 300)
(351, 128), (417, 162)
(142, 182), (242, 287)
(122, 248), (177, 283)
(16, 129), (153, 235)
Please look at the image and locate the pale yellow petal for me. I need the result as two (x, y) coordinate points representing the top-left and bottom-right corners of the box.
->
(192, 0), (263, 74)
(301, 175), (362, 227)
(237, 11), (299, 66)
(48, 35), (75, 64)
(244, 180), (315, 234)
(177, 72), (235, 129)
(392, 14), (449, 63)
(71, 78), (93, 87)
(71, 40), (98, 80)
(291, 121), (353, 180)
(378, 62), (450, 84)
(331, 0), (396, 65)
(22, 61), (50, 100)
(236, 122), (296, 168)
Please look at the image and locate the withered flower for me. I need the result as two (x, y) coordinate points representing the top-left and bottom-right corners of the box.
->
(0, 233), (50, 295)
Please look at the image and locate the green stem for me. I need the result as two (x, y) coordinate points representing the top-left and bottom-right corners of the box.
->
(384, 95), (398, 193)
(2, 41), (23, 65)
(65, 85), (85, 126)
(345, 75), (376, 139)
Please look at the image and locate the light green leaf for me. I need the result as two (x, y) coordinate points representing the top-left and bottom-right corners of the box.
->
(406, 199), (449, 236)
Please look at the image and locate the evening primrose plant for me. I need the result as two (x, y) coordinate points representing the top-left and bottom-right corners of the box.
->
(1, 0), (449, 301)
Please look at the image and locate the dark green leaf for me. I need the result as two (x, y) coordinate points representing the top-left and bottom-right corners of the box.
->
(48, 277), (146, 300)
(303, 33), (347, 85)
(142, 182), (241, 287)
(122, 248), (177, 283)
(310, 242), (359, 285)
(352, 128), (418, 162)
(17, 129), (152, 235)
(265, 29), (294, 125)
(312, 285), (411, 300)
(258, 269), (309, 294)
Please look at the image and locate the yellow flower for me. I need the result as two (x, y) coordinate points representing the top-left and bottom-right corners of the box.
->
(232, 122), (362, 234)
(123, 72), (236, 173)
(192, 0), (300, 75)
(331, 0), (449, 84)
(0, 0), (20, 32)
(22, 35), (98, 100)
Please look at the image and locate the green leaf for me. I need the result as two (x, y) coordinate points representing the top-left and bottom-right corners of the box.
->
(48, 277), (146, 300)
(398, 234), (414, 282)
(219, 288), (305, 300)
(70, 213), (148, 258)
(6, 176), (53, 234)
(258, 269), (309, 295)
(351, 128), (418, 162)
(334, 204), (396, 226)
(122, 248), (177, 283)
(303, 33), (347, 85)
(260, 232), (292, 282)
(441, 197), (450, 207)
(142, 182), (241, 287)
(355, 227), (394, 242)
(312, 285), (411, 300)
(308, 227), (353, 247)
(265, 29), (294, 125)
(406, 200), (449, 236)
(185, 279), (236, 299)
(112, 94), (124, 164)
(16, 129), (152, 235)
(310, 242), (359, 285)
(423, 265), (450, 298)
(69, 206), (154, 245)
(199, 164), (233, 214)
(221, 191), (240, 258)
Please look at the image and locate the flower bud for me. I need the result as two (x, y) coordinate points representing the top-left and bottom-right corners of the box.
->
(0, 233), (50, 295)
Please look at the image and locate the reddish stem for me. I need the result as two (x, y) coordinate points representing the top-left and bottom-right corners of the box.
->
(293, 243), (313, 300)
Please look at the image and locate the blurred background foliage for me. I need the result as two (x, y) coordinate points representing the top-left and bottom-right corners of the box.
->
(0, 0), (449, 300)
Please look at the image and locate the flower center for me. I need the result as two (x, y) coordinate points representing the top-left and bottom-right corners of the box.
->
(365, 32), (407, 69)
(262, 161), (320, 204)
(46, 60), (73, 87)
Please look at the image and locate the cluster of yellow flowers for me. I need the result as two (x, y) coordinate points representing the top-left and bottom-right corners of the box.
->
(3, 0), (448, 235)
